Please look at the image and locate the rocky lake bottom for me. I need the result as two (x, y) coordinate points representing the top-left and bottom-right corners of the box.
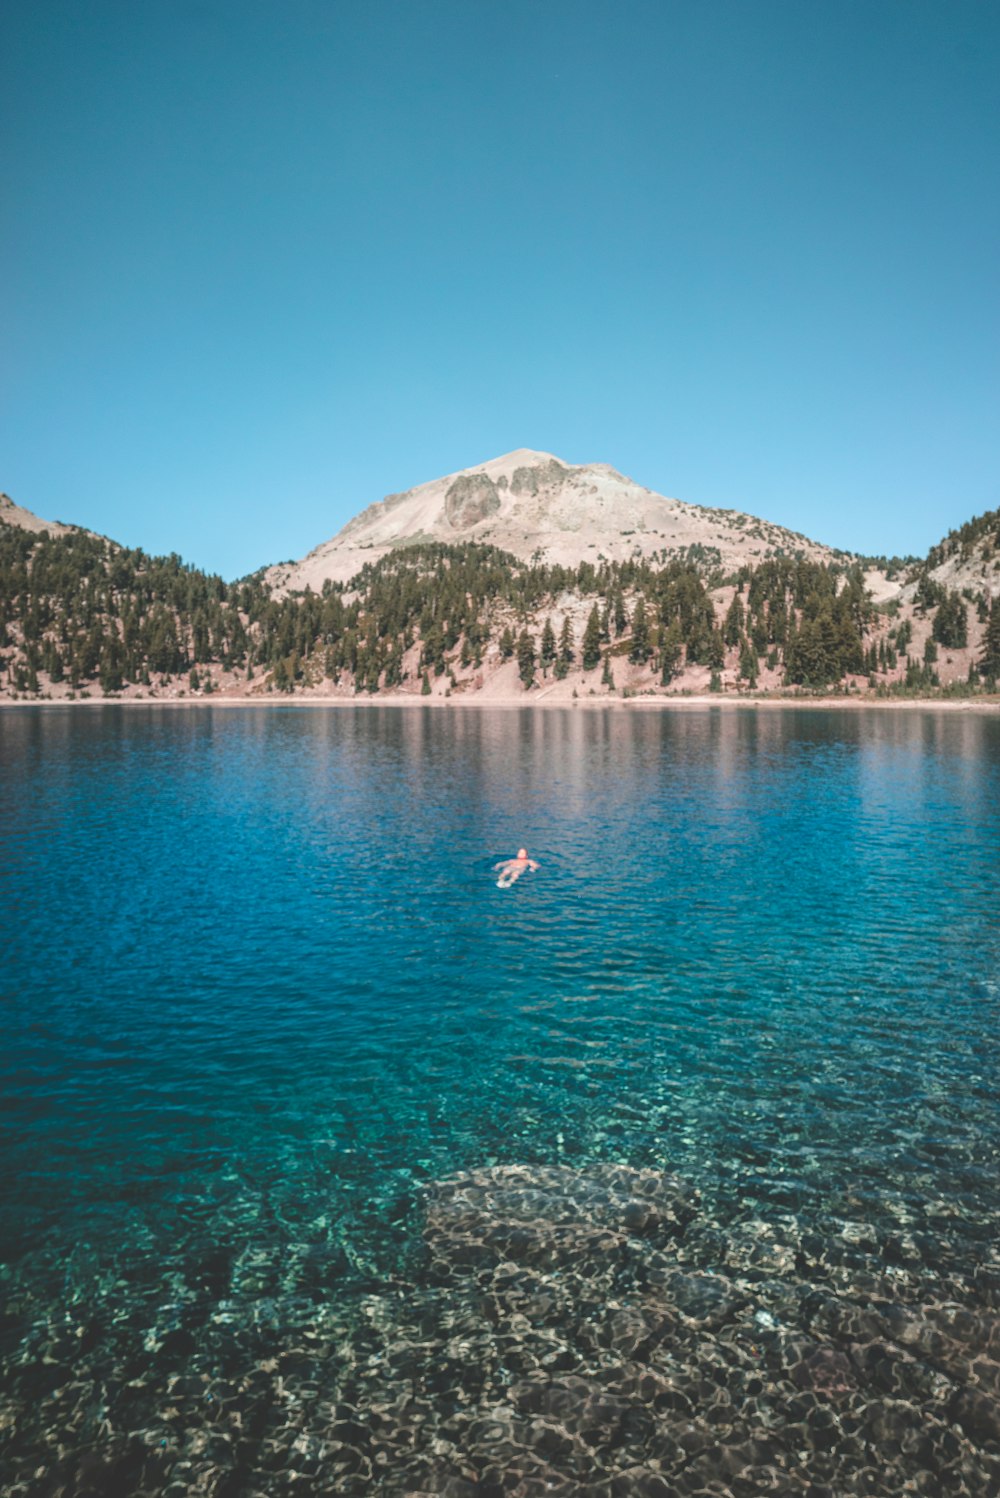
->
(2, 705), (999, 1495)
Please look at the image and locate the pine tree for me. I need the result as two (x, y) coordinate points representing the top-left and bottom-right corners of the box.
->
(421, 623), (445, 675)
(540, 617), (556, 673)
(499, 626), (515, 660)
(723, 593), (744, 647)
(628, 597), (651, 663)
(601, 650), (614, 689)
(933, 591), (968, 648)
(384, 642), (404, 686)
(982, 595), (1000, 680)
(555, 615), (574, 678)
(738, 638), (759, 688)
(769, 601), (788, 646)
(100, 641), (124, 693)
(660, 622), (683, 683)
(517, 629), (536, 688)
(751, 610), (769, 654)
(582, 606), (602, 670)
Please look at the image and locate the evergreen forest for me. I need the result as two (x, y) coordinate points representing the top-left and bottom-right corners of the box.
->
(1, 517), (998, 700)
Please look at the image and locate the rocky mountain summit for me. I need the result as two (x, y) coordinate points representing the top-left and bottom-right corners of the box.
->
(0, 491), (73, 537)
(265, 450), (853, 594)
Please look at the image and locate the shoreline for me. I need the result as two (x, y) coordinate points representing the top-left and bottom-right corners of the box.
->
(1, 692), (998, 714)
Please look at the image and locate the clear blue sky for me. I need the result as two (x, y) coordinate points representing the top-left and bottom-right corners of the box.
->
(3, 1), (998, 579)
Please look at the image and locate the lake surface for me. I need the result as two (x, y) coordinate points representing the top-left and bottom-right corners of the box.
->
(2, 704), (999, 1497)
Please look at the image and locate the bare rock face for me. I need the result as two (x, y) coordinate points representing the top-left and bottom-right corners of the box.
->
(337, 487), (411, 541)
(0, 492), (73, 536)
(509, 458), (571, 497)
(443, 472), (501, 529)
(263, 447), (860, 595)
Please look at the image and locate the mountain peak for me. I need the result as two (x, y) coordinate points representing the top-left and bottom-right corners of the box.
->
(0, 492), (73, 537)
(264, 450), (855, 593)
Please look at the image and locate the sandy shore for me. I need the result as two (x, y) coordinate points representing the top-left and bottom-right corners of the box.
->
(2, 693), (998, 713)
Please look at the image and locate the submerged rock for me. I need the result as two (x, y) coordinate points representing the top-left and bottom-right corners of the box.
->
(3, 1159), (1000, 1496)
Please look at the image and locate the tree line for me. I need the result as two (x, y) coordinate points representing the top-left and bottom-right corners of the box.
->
(2, 523), (998, 696)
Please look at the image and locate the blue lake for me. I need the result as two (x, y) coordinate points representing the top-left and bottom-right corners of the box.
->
(2, 704), (999, 1496)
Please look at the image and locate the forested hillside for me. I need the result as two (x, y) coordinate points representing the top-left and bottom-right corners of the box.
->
(1, 515), (998, 701)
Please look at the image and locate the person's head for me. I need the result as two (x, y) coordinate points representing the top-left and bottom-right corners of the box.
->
(517, 848), (528, 860)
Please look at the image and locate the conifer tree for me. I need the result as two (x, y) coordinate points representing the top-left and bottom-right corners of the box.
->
(582, 606), (602, 670)
(554, 615), (574, 678)
(384, 642), (403, 686)
(540, 617), (556, 673)
(660, 622), (683, 683)
(627, 596), (650, 663)
(751, 610), (769, 653)
(723, 593), (744, 647)
(932, 591), (968, 648)
(100, 638), (124, 693)
(738, 638), (759, 687)
(516, 629), (536, 688)
(983, 595), (1000, 680)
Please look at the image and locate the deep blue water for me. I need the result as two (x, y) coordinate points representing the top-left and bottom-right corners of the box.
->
(2, 704), (999, 1496)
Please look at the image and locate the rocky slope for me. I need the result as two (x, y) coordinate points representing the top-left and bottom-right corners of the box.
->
(916, 508), (1000, 600)
(265, 450), (858, 593)
(0, 491), (74, 537)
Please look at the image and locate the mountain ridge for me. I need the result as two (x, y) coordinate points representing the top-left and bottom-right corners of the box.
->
(264, 449), (859, 595)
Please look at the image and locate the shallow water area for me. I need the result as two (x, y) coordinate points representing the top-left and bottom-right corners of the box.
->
(1, 704), (999, 1495)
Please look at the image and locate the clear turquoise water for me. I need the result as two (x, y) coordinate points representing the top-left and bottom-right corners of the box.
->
(2, 704), (999, 1495)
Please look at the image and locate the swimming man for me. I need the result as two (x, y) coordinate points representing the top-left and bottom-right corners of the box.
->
(494, 848), (540, 888)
